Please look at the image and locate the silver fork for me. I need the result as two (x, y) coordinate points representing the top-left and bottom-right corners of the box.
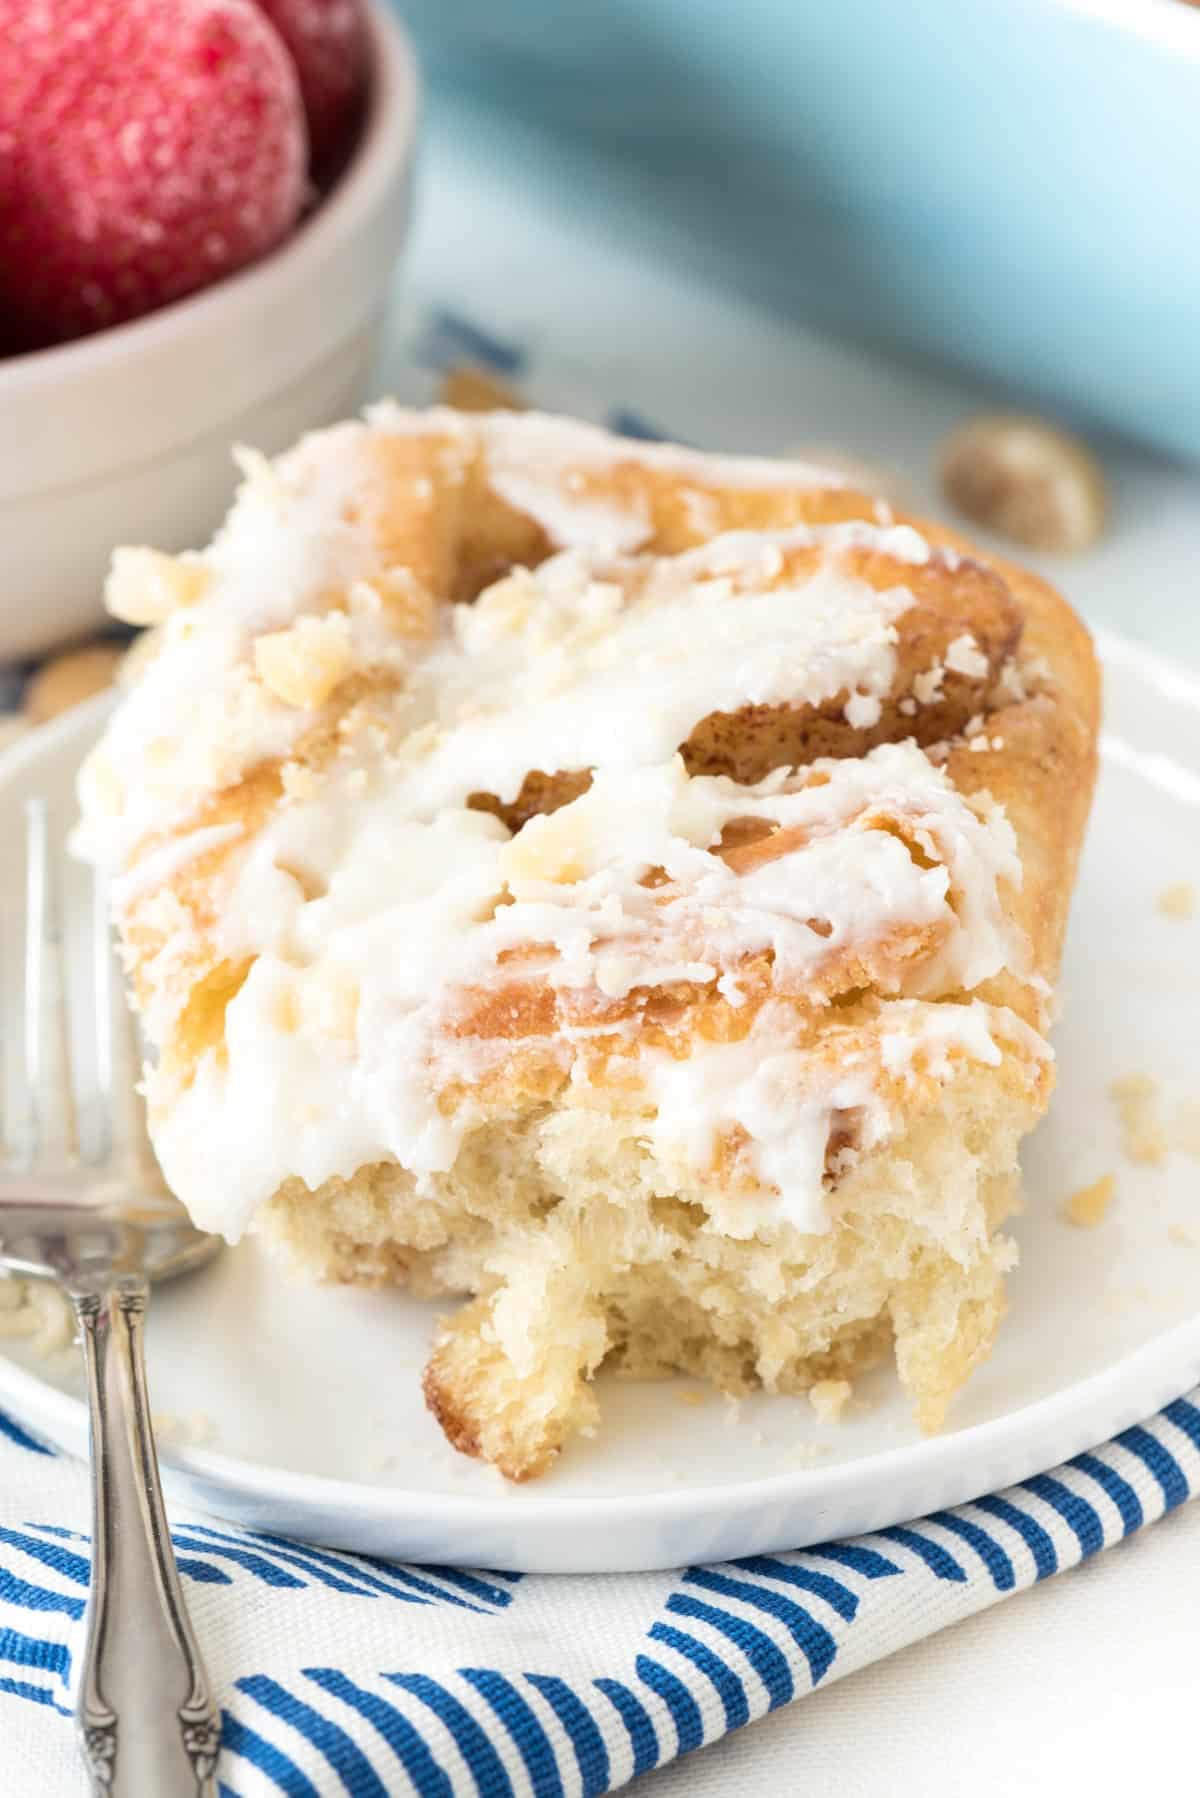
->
(1, 800), (222, 1797)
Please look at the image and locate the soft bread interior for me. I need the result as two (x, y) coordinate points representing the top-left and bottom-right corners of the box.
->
(262, 1057), (1038, 1479)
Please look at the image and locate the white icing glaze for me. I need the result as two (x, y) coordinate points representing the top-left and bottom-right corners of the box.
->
(638, 996), (1044, 1237)
(110, 823), (246, 907)
(394, 530), (916, 817)
(640, 1005), (882, 1235)
(878, 996), (1049, 1078)
(368, 401), (860, 502)
(75, 425), (412, 867)
(945, 632), (990, 680)
(75, 410), (929, 867)
(148, 740), (1025, 1240)
(73, 406), (1042, 1245)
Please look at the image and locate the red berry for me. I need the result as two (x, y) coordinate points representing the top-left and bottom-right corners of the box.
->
(0, 0), (308, 352)
(252, 0), (368, 176)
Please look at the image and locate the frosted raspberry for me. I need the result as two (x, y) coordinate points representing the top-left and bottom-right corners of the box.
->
(253, 0), (368, 176)
(0, 0), (307, 352)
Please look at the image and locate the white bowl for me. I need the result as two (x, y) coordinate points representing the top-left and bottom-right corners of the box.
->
(0, 1), (418, 663)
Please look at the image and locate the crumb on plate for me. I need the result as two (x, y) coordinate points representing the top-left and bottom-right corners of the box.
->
(152, 1410), (218, 1448)
(0, 1277), (74, 1356)
(809, 1378), (853, 1422)
(1110, 1074), (1168, 1165)
(1064, 1173), (1116, 1228)
(1158, 882), (1196, 920)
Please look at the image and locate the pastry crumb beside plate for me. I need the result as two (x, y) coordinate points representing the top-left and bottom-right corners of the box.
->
(1110, 1075), (1168, 1166)
(1158, 881), (1195, 919)
(1064, 1175), (1115, 1229)
(809, 1379), (854, 1421)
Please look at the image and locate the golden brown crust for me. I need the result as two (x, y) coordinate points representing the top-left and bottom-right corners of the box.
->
(465, 545), (1025, 809)
(117, 440), (1100, 1007)
(422, 1295), (603, 1482)
(923, 526), (1101, 984)
(682, 546), (1023, 780)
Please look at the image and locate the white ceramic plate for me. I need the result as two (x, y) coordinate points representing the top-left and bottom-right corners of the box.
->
(0, 651), (1198, 1573)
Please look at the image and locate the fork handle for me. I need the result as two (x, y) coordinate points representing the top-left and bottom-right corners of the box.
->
(72, 1275), (220, 1797)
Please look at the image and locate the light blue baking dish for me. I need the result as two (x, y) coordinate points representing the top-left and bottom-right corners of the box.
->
(398, 0), (1200, 460)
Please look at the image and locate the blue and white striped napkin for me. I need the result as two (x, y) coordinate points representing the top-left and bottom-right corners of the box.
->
(0, 1390), (1197, 1795)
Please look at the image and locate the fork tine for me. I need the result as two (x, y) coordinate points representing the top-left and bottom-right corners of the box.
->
(90, 866), (114, 1166)
(124, 1008), (163, 1187)
(0, 910), (31, 1165)
(23, 799), (79, 1164)
(92, 867), (161, 1184)
(22, 798), (46, 1121)
(0, 913), (11, 1161)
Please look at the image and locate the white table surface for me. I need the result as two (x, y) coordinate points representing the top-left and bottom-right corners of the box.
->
(644, 1502), (1200, 1796)
(398, 113), (1200, 1795)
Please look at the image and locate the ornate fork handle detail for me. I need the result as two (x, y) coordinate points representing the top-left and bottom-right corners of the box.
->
(72, 1275), (220, 1797)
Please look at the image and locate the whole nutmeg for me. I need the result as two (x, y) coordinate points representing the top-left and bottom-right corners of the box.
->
(939, 414), (1108, 554)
